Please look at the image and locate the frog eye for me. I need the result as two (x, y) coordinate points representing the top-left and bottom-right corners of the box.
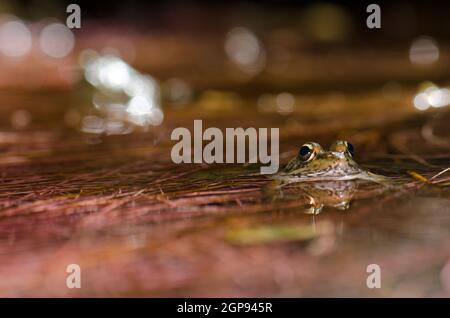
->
(330, 140), (354, 157)
(346, 142), (354, 157)
(298, 143), (316, 161)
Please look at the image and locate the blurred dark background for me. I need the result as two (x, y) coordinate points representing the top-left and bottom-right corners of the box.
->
(4, 0), (450, 39)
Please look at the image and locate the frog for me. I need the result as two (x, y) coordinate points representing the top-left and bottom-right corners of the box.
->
(263, 140), (391, 213)
(273, 140), (389, 185)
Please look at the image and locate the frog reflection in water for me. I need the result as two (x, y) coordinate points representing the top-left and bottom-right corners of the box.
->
(266, 140), (390, 213)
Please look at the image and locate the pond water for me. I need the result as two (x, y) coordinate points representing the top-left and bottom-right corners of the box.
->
(0, 82), (449, 297)
(0, 4), (449, 295)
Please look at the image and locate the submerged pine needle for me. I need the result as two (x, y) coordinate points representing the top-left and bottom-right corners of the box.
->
(429, 167), (450, 181)
(407, 171), (430, 184)
(408, 168), (450, 187)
